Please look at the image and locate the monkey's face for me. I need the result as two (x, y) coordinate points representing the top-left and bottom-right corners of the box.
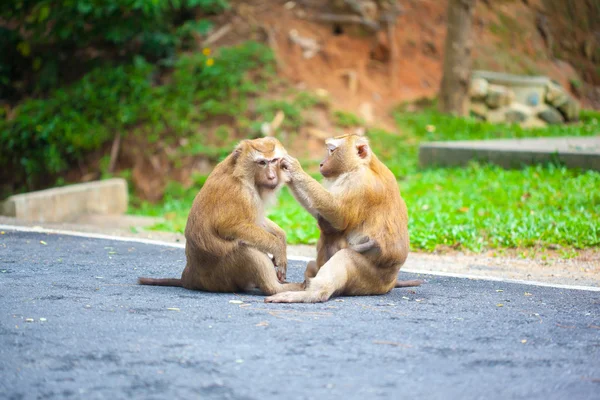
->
(247, 138), (287, 190)
(320, 135), (370, 178)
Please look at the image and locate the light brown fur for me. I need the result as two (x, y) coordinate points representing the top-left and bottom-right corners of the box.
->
(265, 134), (421, 303)
(138, 137), (302, 294)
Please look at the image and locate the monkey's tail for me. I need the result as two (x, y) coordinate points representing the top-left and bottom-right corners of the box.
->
(395, 279), (424, 288)
(138, 277), (183, 287)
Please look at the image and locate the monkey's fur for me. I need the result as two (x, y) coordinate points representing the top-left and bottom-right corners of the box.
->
(266, 134), (421, 303)
(139, 137), (302, 294)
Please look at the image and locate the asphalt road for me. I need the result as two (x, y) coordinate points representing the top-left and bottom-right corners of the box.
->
(1, 231), (599, 400)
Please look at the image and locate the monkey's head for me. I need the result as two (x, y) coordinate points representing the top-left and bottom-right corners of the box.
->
(320, 134), (371, 178)
(233, 137), (287, 190)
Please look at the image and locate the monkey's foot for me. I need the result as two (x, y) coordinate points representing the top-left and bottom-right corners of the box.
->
(265, 290), (327, 303)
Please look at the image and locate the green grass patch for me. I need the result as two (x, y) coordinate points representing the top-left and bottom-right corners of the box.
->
(135, 106), (600, 253)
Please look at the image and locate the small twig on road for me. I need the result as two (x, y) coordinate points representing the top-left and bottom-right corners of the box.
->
(373, 340), (412, 348)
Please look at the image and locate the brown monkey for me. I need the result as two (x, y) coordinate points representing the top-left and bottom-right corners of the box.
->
(138, 137), (302, 294)
(265, 134), (421, 303)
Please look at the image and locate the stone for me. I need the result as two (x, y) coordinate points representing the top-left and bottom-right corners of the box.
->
(544, 81), (580, 121)
(545, 81), (569, 106)
(557, 97), (581, 122)
(504, 103), (532, 124)
(485, 84), (514, 109)
(1, 179), (128, 223)
(537, 105), (565, 124)
(520, 117), (547, 129)
(526, 92), (540, 106)
(469, 101), (488, 119)
(469, 78), (488, 100)
(487, 106), (510, 124)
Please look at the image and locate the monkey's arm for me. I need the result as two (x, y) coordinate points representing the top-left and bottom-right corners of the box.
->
(263, 218), (287, 246)
(218, 223), (287, 267)
(283, 158), (347, 230)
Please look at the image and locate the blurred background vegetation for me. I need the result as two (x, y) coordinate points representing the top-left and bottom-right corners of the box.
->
(0, 0), (598, 256)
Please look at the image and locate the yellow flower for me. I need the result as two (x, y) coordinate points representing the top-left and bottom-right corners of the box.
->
(202, 48), (211, 56)
(206, 58), (214, 67)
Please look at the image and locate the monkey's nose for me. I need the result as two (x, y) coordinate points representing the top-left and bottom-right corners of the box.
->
(319, 163), (324, 167)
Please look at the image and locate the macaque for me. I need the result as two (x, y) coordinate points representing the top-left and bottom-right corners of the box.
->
(265, 134), (421, 303)
(139, 137), (302, 294)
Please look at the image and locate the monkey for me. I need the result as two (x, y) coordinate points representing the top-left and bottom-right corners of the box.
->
(138, 137), (303, 294)
(265, 134), (422, 303)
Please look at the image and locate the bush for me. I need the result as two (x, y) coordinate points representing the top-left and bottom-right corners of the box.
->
(0, 42), (275, 192)
(0, 0), (227, 98)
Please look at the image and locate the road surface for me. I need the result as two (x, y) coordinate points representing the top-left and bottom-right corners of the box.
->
(1, 230), (599, 399)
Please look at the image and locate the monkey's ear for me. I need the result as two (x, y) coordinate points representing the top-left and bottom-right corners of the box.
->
(232, 141), (247, 161)
(356, 143), (370, 159)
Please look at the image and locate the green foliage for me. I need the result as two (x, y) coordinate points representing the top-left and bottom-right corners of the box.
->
(333, 110), (364, 127)
(0, 41), (274, 189)
(404, 164), (600, 252)
(0, 0), (228, 97)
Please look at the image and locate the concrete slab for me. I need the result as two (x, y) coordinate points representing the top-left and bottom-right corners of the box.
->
(1, 178), (128, 223)
(419, 136), (600, 170)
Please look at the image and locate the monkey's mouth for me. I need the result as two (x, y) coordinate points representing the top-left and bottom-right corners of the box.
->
(263, 182), (279, 190)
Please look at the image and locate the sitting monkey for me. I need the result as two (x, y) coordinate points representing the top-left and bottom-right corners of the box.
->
(266, 134), (421, 303)
(139, 137), (302, 294)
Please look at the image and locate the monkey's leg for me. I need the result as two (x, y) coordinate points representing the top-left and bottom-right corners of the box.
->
(304, 260), (319, 281)
(266, 249), (373, 303)
(236, 248), (303, 295)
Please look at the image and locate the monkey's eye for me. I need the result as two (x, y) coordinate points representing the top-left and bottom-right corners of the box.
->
(327, 147), (336, 155)
(270, 158), (279, 165)
(258, 160), (268, 167)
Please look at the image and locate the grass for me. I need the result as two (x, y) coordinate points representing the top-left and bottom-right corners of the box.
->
(131, 104), (600, 254)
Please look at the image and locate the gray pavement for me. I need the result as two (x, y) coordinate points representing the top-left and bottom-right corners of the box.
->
(1, 231), (599, 400)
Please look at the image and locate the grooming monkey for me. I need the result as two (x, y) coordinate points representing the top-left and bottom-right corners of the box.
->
(139, 137), (303, 294)
(265, 134), (421, 303)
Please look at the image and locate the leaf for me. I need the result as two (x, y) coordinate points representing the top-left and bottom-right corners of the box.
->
(496, 303), (504, 307)
(167, 307), (180, 311)
(229, 300), (243, 304)
(256, 321), (269, 327)
(40, 240), (47, 245)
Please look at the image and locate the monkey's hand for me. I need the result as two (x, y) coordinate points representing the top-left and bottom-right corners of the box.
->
(272, 248), (288, 283)
(280, 155), (302, 182)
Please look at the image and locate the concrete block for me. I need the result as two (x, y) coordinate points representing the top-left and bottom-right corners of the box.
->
(419, 137), (600, 171)
(1, 179), (128, 223)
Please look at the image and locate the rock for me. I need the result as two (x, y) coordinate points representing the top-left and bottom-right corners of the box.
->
(521, 117), (547, 129)
(487, 106), (510, 124)
(504, 103), (532, 124)
(469, 101), (488, 119)
(486, 84), (514, 109)
(545, 81), (569, 106)
(469, 78), (488, 100)
(526, 92), (540, 106)
(537, 105), (565, 124)
(557, 97), (580, 122)
(545, 81), (580, 121)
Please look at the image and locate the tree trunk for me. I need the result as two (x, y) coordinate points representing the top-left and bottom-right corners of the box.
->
(439, 0), (476, 116)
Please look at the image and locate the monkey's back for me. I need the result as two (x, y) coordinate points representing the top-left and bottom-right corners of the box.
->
(184, 155), (256, 260)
